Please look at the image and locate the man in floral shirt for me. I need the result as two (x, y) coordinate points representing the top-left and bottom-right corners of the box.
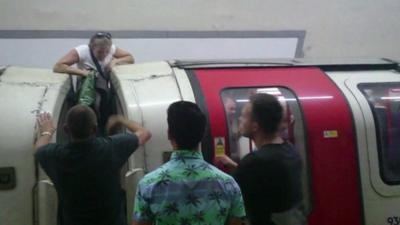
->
(133, 101), (245, 225)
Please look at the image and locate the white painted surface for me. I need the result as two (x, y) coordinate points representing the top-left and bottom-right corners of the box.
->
(0, 67), (68, 225)
(1, 0), (399, 58)
(113, 62), (181, 171)
(0, 84), (46, 225)
(0, 37), (298, 68)
(172, 67), (196, 102)
(113, 62), (185, 225)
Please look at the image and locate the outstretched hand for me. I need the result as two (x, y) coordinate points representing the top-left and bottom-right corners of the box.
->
(215, 154), (238, 169)
(37, 112), (55, 134)
(35, 112), (55, 150)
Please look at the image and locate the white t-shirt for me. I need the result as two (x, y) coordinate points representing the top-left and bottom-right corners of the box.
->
(74, 44), (116, 72)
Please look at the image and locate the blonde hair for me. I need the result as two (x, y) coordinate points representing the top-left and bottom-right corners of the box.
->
(89, 32), (112, 48)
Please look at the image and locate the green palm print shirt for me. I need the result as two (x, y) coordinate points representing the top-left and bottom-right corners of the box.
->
(133, 150), (246, 225)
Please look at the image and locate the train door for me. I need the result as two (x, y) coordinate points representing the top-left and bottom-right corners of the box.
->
(186, 67), (362, 225)
(329, 70), (400, 225)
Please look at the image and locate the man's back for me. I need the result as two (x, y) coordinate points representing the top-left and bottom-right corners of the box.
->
(36, 133), (138, 225)
(134, 150), (245, 225)
(234, 142), (303, 225)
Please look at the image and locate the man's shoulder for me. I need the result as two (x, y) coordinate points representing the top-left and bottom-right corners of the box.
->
(35, 143), (64, 165)
(252, 143), (301, 170)
(138, 160), (227, 183)
(206, 162), (236, 181)
(35, 143), (60, 157)
(96, 133), (137, 144)
(110, 132), (136, 139)
(205, 163), (242, 196)
(88, 134), (135, 158)
(239, 151), (262, 165)
(139, 164), (171, 186)
(265, 142), (300, 159)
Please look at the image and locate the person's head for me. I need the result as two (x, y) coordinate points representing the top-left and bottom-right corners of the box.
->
(167, 101), (206, 150)
(222, 91), (237, 116)
(64, 105), (97, 140)
(89, 32), (112, 61)
(223, 96), (237, 116)
(239, 93), (283, 138)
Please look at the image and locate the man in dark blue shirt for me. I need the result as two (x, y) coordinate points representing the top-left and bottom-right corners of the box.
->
(34, 105), (151, 225)
(218, 93), (303, 225)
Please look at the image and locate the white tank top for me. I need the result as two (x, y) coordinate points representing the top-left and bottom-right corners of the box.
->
(74, 44), (116, 72)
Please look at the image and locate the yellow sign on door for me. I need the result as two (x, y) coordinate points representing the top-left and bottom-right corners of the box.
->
(323, 130), (339, 138)
(214, 137), (225, 156)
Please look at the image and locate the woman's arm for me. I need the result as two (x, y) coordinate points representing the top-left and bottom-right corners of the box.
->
(53, 49), (89, 77)
(109, 47), (134, 68)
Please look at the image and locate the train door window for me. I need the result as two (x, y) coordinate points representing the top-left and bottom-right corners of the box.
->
(359, 84), (400, 184)
(220, 87), (312, 220)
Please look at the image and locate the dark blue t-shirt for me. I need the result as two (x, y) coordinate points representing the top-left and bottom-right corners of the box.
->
(35, 133), (139, 225)
(234, 142), (303, 225)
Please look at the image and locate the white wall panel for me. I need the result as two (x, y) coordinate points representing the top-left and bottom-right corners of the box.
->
(0, 36), (299, 68)
(0, 0), (399, 58)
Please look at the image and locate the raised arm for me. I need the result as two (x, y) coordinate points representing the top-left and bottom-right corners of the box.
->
(106, 115), (151, 145)
(53, 49), (89, 77)
(216, 154), (239, 170)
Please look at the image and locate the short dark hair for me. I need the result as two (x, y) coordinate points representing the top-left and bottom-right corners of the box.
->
(250, 93), (283, 134)
(167, 101), (206, 150)
(66, 105), (97, 139)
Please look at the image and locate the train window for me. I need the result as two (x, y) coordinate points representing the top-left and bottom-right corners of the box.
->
(220, 87), (312, 222)
(359, 84), (400, 184)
